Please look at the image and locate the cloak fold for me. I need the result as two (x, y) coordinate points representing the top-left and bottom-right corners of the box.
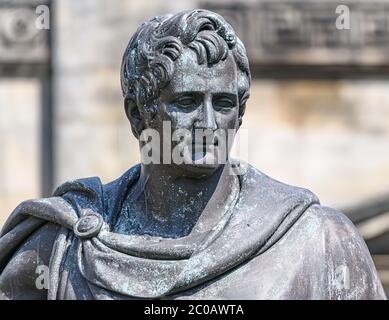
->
(0, 164), (320, 299)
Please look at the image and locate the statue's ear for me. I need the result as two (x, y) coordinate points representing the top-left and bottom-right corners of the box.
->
(124, 95), (144, 139)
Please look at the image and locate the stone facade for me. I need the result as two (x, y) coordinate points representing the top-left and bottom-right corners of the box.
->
(0, 79), (41, 219)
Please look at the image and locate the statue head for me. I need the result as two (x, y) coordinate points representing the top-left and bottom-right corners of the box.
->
(120, 9), (251, 176)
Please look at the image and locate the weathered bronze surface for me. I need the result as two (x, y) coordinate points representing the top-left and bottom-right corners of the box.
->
(0, 9), (386, 300)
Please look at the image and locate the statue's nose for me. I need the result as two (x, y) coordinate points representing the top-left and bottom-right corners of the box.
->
(195, 96), (217, 130)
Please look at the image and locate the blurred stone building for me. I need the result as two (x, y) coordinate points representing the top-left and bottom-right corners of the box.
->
(1, 0), (389, 295)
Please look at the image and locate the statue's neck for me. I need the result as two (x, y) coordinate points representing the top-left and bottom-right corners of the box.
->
(125, 163), (237, 238)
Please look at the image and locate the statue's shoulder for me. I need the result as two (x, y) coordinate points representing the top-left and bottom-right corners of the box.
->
(296, 204), (377, 263)
(238, 163), (320, 216)
(1, 164), (140, 243)
(238, 165), (386, 300)
(240, 163), (318, 199)
(241, 164), (363, 244)
(0, 171), (114, 299)
(52, 164), (141, 223)
(0, 220), (60, 299)
(297, 203), (361, 242)
(283, 204), (386, 299)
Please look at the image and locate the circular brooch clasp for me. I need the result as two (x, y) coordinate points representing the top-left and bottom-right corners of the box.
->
(74, 211), (104, 240)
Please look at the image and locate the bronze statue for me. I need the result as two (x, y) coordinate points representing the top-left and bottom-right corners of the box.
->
(0, 9), (386, 299)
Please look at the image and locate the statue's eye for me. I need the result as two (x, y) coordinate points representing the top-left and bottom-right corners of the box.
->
(213, 97), (235, 111)
(175, 96), (197, 108)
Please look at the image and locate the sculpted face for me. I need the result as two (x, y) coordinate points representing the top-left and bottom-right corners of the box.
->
(149, 48), (239, 176)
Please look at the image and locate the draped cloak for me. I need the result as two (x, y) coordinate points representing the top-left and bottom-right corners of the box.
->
(0, 164), (386, 299)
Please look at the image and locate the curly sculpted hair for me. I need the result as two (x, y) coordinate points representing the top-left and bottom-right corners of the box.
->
(120, 9), (251, 129)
